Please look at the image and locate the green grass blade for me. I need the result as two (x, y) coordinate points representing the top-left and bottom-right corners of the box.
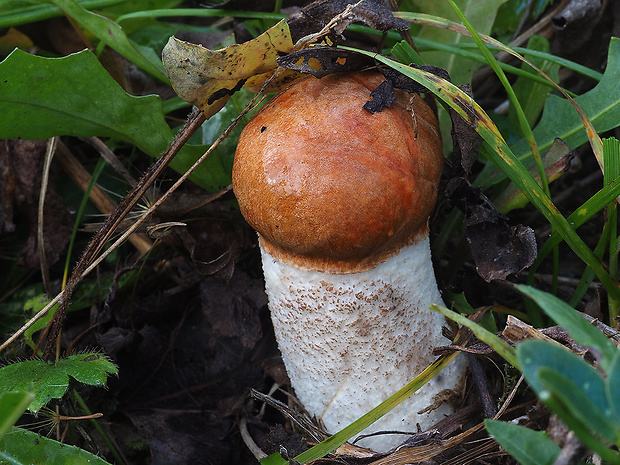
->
(392, 38), (565, 93)
(432, 304), (519, 368)
(51, 0), (168, 81)
(449, 42), (603, 81)
(115, 8), (286, 23)
(533, 173), (620, 266)
(604, 138), (620, 324)
(0, 0), (127, 28)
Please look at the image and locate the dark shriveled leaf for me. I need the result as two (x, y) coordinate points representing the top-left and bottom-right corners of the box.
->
(448, 178), (537, 282)
(363, 80), (396, 113)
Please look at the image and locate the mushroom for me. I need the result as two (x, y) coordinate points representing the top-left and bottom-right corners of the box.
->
(232, 71), (467, 452)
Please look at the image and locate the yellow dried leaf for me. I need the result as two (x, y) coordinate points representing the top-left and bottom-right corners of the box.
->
(162, 20), (296, 119)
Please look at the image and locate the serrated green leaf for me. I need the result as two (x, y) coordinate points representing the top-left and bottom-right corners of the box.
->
(0, 391), (35, 440)
(518, 340), (610, 413)
(56, 354), (118, 386)
(0, 353), (117, 413)
(516, 285), (618, 369)
(485, 419), (560, 465)
(0, 427), (112, 464)
(0, 48), (232, 191)
(0, 48), (170, 153)
(510, 37), (620, 160)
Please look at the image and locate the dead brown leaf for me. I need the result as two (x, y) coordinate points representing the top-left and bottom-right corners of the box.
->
(162, 20), (296, 119)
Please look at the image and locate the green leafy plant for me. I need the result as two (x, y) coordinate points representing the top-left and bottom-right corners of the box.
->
(0, 354), (116, 464)
(0, 353), (117, 413)
(0, 391), (34, 440)
(485, 420), (561, 465)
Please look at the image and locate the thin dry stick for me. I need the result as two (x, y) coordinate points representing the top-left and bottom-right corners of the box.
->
(38, 137), (58, 298)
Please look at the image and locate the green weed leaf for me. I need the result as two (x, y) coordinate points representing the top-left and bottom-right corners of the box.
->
(0, 353), (117, 413)
(511, 37), (620, 162)
(518, 340), (607, 406)
(0, 427), (112, 464)
(537, 367), (619, 442)
(485, 419), (560, 465)
(0, 391), (34, 440)
(519, 341), (620, 461)
(0, 48), (170, 154)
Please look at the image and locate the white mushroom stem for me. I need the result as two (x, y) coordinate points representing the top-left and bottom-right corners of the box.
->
(261, 235), (466, 452)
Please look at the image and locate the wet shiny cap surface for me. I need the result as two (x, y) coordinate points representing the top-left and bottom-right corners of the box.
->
(232, 71), (443, 273)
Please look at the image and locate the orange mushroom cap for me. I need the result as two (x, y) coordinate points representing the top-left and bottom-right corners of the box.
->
(232, 71), (444, 273)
